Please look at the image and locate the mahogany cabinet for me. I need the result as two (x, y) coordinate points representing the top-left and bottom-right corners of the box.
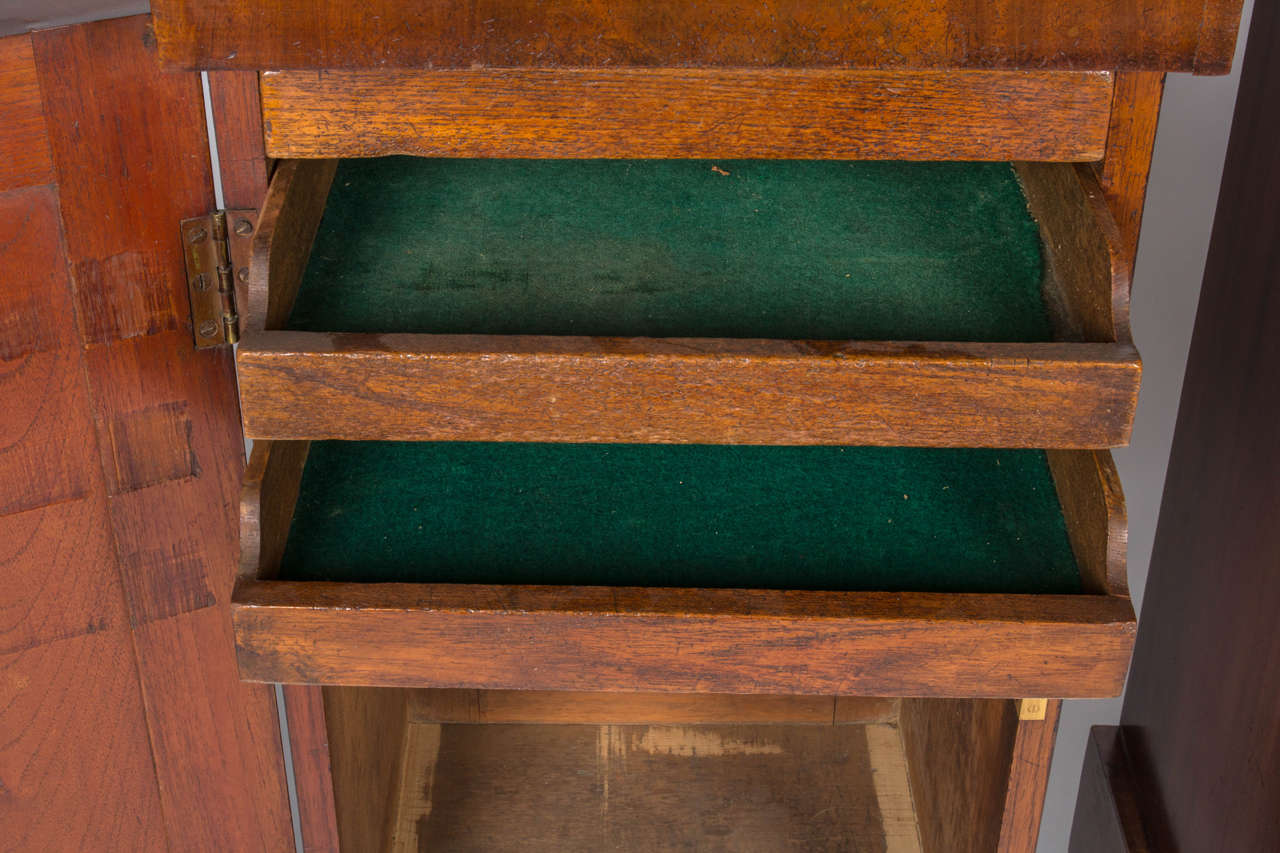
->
(149, 1), (1245, 849)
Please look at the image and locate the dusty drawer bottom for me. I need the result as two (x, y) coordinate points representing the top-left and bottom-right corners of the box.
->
(324, 688), (1049, 853)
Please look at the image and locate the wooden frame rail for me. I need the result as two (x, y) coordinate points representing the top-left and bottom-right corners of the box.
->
(258, 69), (1114, 161)
(235, 158), (1141, 448)
(151, 0), (1244, 75)
(232, 440), (1135, 697)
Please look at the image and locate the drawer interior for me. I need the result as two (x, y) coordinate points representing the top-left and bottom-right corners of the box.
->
(280, 443), (1078, 593)
(323, 688), (1030, 853)
(289, 158), (1051, 342)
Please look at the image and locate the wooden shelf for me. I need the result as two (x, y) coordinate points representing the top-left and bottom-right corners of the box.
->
(234, 156), (1139, 449)
(232, 440), (1133, 697)
(319, 687), (1059, 852)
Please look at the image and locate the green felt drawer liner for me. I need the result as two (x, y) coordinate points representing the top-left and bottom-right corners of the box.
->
(288, 158), (1051, 342)
(279, 443), (1080, 594)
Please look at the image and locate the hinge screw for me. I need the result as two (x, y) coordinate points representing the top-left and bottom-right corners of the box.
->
(192, 273), (209, 292)
(234, 219), (254, 236)
(198, 320), (219, 338)
(188, 227), (207, 243)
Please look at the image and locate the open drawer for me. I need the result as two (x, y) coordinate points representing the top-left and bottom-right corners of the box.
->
(234, 440), (1134, 697)
(312, 687), (1061, 851)
(236, 157), (1139, 448)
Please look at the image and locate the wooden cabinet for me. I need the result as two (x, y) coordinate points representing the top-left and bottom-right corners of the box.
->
(150, 1), (1244, 848)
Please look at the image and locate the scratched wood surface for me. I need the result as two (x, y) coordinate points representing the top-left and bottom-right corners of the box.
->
(151, 0), (1244, 74)
(0, 17), (294, 851)
(259, 68), (1114, 161)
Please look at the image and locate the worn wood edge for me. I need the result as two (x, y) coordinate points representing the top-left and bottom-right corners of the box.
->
(1046, 450), (1130, 596)
(246, 158), (335, 332)
(236, 336), (1141, 447)
(1015, 161), (1134, 344)
(1046, 449), (1130, 596)
(239, 439), (309, 579)
(1096, 73), (1165, 275)
(1194, 0), (1247, 75)
(404, 690), (900, 726)
(230, 581), (1135, 696)
(996, 698), (1063, 852)
(259, 68), (1112, 161)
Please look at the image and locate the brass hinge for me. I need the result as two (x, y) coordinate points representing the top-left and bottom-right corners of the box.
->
(181, 209), (256, 348)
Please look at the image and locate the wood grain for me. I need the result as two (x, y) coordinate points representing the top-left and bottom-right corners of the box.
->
(33, 19), (212, 347)
(232, 581), (1135, 697)
(997, 699), (1062, 852)
(324, 686), (412, 853)
(246, 158), (336, 333)
(260, 68), (1112, 161)
(282, 685), (341, 853)
(151, 0), (1241, 73)
(1094, 72), (1166, 275)
(1046, 451), (1129, 596)
(0, 187), (95, 517)
(0, 35), (53, 192)
(0, 54), (169, 848)
(207, 70), (270, 209)
(238, 335), (1139, 448)
(31, 16), (295, 851)
(407, 690), (900, 726)
(898, 699), (1019, 853)
(0, 631), (169, 851)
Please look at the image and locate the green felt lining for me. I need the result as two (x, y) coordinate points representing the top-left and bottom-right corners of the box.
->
(289, 158), (1051, 342)
(279, 444), (1080, 594)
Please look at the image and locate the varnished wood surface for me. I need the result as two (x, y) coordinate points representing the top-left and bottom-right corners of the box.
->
(207, 70), (270, 209)
(2, 17), (296, 851)
(260, 68), (1113, 161)
(283, 684), (341, 853)
(0, 35), (53, 192)
(997, 699), (1062, 852)
(407, 689), (901, 726)
(232, 581), (1135, 697)
(151, 0), (1242, 73)
(0, 181), (171, 850)
(1068, 726), (1154, 853)
(1090, 5), (1280, 851)
(238, 335), (1140, 448)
